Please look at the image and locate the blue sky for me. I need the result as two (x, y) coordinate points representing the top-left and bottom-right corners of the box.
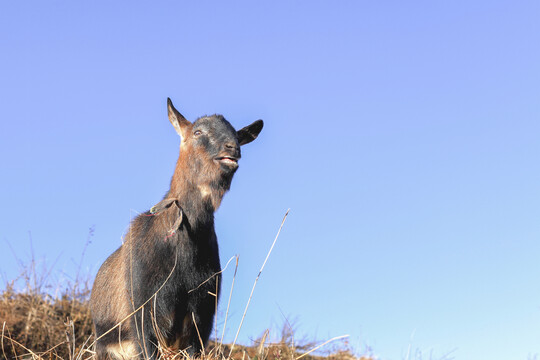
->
(1, 1), (539, 359)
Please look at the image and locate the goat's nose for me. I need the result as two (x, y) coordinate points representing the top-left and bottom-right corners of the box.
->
(225, 142), (238, 150)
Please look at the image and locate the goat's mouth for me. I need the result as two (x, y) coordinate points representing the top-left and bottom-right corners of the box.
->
(215, 156), (239, 167)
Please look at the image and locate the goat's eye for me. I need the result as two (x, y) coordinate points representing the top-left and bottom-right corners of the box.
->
(194, 130), (202, 136)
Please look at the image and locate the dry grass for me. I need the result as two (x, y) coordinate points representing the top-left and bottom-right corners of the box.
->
(0, 284), (93, 359)
(0, 217), (374, 360)
(0, 280), (373, 360)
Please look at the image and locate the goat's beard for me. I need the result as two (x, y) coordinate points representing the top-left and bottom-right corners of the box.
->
(194, 161), (235, 192)
(214, 170), (235, 192)
(218, 163), (238, 176)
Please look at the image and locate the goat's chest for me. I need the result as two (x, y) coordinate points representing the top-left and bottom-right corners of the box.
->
(175, 232), (219, 283)
(129, 224), (220, 303)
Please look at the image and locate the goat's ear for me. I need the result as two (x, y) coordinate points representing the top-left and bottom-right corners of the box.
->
(167, 98), (191, 138)
(237, 120), (264, 146)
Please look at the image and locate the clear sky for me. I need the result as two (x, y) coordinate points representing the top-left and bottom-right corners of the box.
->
(1, 2), (539, 360)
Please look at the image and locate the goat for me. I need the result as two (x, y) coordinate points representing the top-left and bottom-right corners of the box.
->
(90, 98), (263, 359)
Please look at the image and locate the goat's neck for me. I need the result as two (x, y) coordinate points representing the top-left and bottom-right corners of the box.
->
(167, 157), (232, 226)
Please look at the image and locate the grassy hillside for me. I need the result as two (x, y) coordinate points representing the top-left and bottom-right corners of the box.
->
(0, 264), (372, 360)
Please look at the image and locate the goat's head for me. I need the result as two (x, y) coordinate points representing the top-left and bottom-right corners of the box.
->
(167, 98), (263, 190)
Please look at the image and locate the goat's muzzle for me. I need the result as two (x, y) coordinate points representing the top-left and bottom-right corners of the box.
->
(215, 156), (239, 168)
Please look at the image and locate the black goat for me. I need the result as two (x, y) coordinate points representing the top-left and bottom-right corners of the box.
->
(90, 98), (263, 359)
